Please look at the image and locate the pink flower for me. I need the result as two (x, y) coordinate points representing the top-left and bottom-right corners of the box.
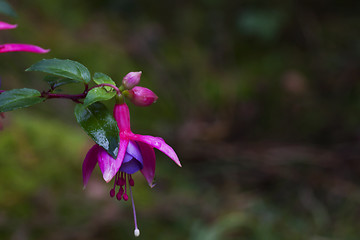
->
(83, 102), (181, 187)
(82, 102), (181, 237)
(0, 21), (49, 54)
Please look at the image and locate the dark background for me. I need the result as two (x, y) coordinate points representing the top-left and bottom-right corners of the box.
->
(1, 0), (360, 239)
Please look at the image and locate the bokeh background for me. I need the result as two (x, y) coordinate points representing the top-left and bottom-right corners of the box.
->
(1, 0), (360, 239)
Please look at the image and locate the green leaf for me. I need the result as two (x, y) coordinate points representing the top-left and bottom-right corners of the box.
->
(84, 87), (116, 107)
(26, 58), (91, 83)
(0, 88), (44, 112)
(0, 0), (16, 17)
(44, 75), (80, 89)
(93, 72), (116, 91)
(74, 102), (119, 158)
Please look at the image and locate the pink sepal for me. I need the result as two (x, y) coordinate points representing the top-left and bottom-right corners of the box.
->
(138, 141), (156, 187)
(82, 144), (101, 188)
(113, 103), (131, 132)
(98, 139), (129, 182)
(132, 134), (181, 167)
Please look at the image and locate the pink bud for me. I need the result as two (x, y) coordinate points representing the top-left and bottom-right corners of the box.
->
(128, 86), (158, 107)
(122, 71), (142, 89)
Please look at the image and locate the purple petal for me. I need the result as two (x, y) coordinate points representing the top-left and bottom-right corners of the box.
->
(98, 139), (129, 182)
(119, 154), (143, 174)
(126, 140), (143, 161)
(138, 141), (156, 188)
(0, 43), (50, 54)
(82, 144), (101, 188)
(0, 21), (17, 30)
(132, 134), (181, 167)
(119, 141), (144, 174)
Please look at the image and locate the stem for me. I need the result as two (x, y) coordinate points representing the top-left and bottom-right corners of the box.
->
(1, 82), (121, 103)
(41, 92), (86, 103)
(89, 83), (121, 95)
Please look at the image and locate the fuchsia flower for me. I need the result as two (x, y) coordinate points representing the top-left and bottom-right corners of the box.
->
(0, 21), (49, 54)
(82, 102), (181, 237)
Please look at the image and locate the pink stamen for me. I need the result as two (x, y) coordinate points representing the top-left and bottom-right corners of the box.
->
(123, 193), (129, 201)
(116, 190), (122, 201)
(115, 172), (119, 185)
(119, 172), (126, 186)
(129, 174), (134, 186)
(115, 172), (120, 186)
(110, 188), (115, 198)
(123, 174), (129, 201)
(109, 173), (118, 198)
(119, 186), (124, 196)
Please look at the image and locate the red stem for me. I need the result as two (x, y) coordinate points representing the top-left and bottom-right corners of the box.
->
(89, 83), (120, 95)
(1, 83), (120, 103)
(41, 92), (86, 102)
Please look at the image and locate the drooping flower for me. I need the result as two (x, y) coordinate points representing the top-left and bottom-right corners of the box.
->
(82, 102), (181, 237)
(0, 20), (49, 54)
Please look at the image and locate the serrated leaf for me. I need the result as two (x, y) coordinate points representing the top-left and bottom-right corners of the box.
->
(84, 87), (116, 107)
(26, 58), (91, 83)
(44, 75), (80, 89)
(74, 102), (119, 158)
(0, 88), (44, 112)
(0, 0), (16, 17)
(93, 72), (116, 91)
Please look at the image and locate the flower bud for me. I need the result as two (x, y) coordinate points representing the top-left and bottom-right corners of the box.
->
(127, 86), (158, 107)
(122, 71), (142, 89)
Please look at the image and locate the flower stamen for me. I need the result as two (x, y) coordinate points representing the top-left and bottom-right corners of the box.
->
(110, 172), (119, 198)
(128, 174), (135, 186)
(123, 173), (129, 201)
(119, 172), (125, 186)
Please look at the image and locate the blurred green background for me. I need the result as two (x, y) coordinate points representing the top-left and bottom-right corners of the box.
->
(1, 0), (360, 239)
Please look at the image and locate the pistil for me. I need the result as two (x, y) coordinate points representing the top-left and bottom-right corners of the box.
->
(129, 183), (140, 237)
